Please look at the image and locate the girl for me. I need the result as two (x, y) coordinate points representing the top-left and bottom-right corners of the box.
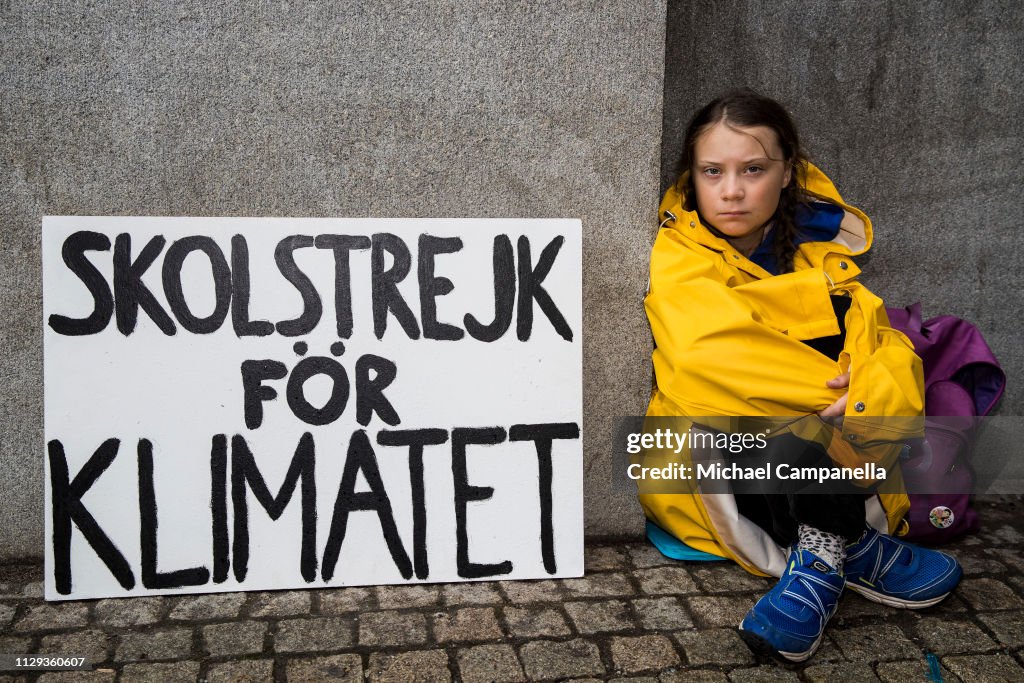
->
(640, 90), (962, 662)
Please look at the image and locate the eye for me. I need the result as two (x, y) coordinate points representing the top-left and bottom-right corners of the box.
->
(701, 167), (721, 177)
(745, 165), (764, 174)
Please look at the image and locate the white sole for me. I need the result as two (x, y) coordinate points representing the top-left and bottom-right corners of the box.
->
(846, 582), (950, 609)
(738, 621), (823, 663)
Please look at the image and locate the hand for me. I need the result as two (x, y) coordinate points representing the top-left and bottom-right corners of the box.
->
(818, 371), (850, 418)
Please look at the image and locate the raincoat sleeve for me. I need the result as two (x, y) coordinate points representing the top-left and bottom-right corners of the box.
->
(644, 227), (924, 426)
(645, 228), (844, 417)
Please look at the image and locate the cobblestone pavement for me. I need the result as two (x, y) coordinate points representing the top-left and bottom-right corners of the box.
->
(1, 496), (1022, 682)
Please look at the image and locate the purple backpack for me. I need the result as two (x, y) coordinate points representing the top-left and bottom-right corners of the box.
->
(886, 304), (1005, 544)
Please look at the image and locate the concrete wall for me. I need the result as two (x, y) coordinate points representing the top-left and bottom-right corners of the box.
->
(6, 0), (1020, 562)
(0, 1), (666, 560)
(663, 0), (1024, 414)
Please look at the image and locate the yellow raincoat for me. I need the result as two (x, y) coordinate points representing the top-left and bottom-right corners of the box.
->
(640, 163), (924, 577)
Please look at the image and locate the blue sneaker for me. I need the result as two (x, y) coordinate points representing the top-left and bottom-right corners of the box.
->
(844, 527), (962, 608)
(738, 548), (845, 662)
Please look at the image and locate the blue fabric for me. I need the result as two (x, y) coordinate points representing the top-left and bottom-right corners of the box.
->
(750, 201), (845, 275)
(844, 527), (962, 606)
(739, 547), (845, 661)
(646, 521), (727, 562)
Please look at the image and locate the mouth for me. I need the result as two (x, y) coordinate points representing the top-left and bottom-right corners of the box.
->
(719, 211), (749, 217)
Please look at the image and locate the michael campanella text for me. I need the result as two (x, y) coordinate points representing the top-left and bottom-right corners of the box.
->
(627, 462), (888, 485)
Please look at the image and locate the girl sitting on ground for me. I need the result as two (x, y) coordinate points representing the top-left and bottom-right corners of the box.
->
(641, 89), (962, 662)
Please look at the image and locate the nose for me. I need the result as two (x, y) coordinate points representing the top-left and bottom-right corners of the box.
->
(720, 174), (744, 201)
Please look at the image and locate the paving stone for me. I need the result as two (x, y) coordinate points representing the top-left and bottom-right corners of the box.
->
(956, 578), (1024, 610)
(913, 617), (999, 654)
(876, 660), (957, 683)
(832, 624), (919, 662)
(727, 667), (800, 681)
(441, 582), (504, 606)
(627, 543), (678, 568)
(376, 584), (441, 609)
(205, 658), (274, 683)
(519, 639), (604, 680)
(635, 567), (697, 595)
(432, 607), (503, 643)
(986, 548), (1024, 572)
(275, 617), (355, 653)
(248, 591), (311, 617)
(94, 598), (163, 628)
(457, 643), (526, 683)
(943, 653), (1024, 681)
(564, 600), (635, 633)
(562, 573), (636, 598)
(673, 629), (754, 666)
(115, 627), (193, 662)
(203, 620), (267, 656)
(368, 650), (451, 683)
(834, 592), (887, 623)
(319, 586), (377, 614)
(0, 636), (33, 654)
(502, 606), (571, 638)
(926, 593), (968, 614)
(585, 546), (630, 571)
(690, 565), (769, 593)
(956, 555), (1006, 573)
(659, 671), (728, 683)
(286, 654), (363, 683)
(977, 524), (1024, 546)
(0, 604), (15, 629)
(610, 634), (680, 674)
(609, 678), (659, 683)
(359, 610), (427, 647)
(22, 582), (44, 599)
(13, 603), (90, 632)
(631, 597), (693, 630)
(119, 661), (201, 683)
(37, 673), (116, 683)
(812, 634), (848, 664)
(802, 663), (880, 682)
(37, 671), (116, 683)
(685, 596), (750, 628)
(167, 592), (246, 621)
(978, 611), (1024, 647)
(499, 579), (563, 603)
(39, 629), (111, 664)
(0, 582), (25, 600)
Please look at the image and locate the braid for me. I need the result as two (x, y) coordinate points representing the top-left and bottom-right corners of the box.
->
(771, 162), (806, 274)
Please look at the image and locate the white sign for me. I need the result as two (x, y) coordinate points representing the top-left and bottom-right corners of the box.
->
(43, 217), (583, 600)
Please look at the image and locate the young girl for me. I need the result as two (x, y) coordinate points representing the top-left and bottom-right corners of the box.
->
(640, 90), (962, 662)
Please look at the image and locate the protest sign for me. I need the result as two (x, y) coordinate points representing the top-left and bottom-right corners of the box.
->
(43, 217), (582, 600)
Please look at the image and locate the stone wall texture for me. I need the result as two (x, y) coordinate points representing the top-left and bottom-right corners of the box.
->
(3, 0), (1022, 562)
(0, 1), (667, 560)
(662, 0), (1024, 417)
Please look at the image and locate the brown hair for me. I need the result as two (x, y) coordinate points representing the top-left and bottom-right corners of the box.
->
(678, 89), (808, 273)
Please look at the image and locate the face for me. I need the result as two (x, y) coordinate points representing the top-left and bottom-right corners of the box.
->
(691, 121), (792, 242)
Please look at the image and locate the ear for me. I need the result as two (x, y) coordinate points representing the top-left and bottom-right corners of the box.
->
(782, 162), (793, 187)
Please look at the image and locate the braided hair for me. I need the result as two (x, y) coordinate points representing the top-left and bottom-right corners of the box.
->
(676, 89), (808, 274)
